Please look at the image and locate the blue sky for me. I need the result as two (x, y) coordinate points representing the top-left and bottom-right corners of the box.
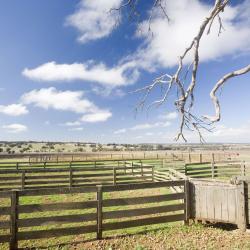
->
(0, 0), (250, 143)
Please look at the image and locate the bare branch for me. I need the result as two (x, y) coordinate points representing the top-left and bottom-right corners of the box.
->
(203, 64), (250, 122)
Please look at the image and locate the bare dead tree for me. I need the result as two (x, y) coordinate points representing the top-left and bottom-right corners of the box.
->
(113, 0), (250, 142)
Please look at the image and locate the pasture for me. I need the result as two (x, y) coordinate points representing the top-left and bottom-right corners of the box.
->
(0, 151), (249, 249)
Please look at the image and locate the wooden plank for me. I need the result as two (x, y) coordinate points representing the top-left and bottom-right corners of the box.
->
(0, 220), (10, 229)
(0, 206), (11, 215)
(186, 167), (211, 171)
(103, 213), (185, 231)
(17, 224), (97, 240)
(18, 186), (97, 196)
(73, 173), (113, 178)
(18, 213), (96, 227)
(73, 178), (114, 183)
(18, 200), (97, 213)
(25, 174), (69, 180)
(0, 183), (21, 188)
(102, 180), (185, 192)
(0, 176), (20, 181)
(24, 180), (69, 185)
(0, 234), (10, 243)
(103, 193), (185, 207)
(103, 204), (185, 219)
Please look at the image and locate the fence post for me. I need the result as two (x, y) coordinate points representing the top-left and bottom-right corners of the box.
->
(10, 190), (18, 250)
(113, 167), (116, 185)
(211, 162), (215, 179)
(184, 179), (190, 225)
(188, 153), (191, 163)
(152, 166), (155, 182)
(236, 181), (247, 231)
(184, 164), (187, 176)
(21, 171), (25, 190)
(212, 153), (215, 163)
(141, 161), (143, 176)
(199, 154), (202, 163)
(16, 163), (19, 171)
(69, 168), (73, 188)
(96, 185), (103, 240)
(241, 161), (246, 177)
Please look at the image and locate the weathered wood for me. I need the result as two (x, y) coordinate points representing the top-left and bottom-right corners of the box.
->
(102, 180), (185, 192)
(103, 203), (185, 219)
(103, 193), (185, 207)
(0, 220), (10, 229)
(0, 234), (10, 243)
(18, 200), (97, 213)
(97, 185), (103, 239)
(18, 213), (96, 227)
(184, 180), (190, 225)
(10, 191), (18, 250)
(18, 186), (96, 196)
(103, 213), (185, 231)
(236, 182), (247, 231)
(17, 224), (97, 240)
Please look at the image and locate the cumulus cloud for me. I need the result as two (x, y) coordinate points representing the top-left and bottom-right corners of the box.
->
(21, 87), (96, 114)
(21, 87), (112, 123)
(2, 124), (27, 133)
(22, 61), (138, 87)
(80, 110), (112, 122)
(0, 104), (28, 116)
(66, 0), (122, 43)
(131, 0), (250, 69)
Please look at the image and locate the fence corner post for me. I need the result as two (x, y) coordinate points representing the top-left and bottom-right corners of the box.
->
(96, 185), (103, 240)
(236, 181), (247, 231)
(10, 190), (18, 250)
(184, 179), (190, 225)
(113, 167), (116, 185)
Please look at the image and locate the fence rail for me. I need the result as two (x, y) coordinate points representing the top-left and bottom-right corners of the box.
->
(0, 164), (155, 191)
(0, 180), (188, 249)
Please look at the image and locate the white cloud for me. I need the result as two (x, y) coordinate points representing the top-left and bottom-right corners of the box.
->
(66, 0), (122, 43)
(130, 121), (171, 130)
(21, 87), (96, 114)
(158, 111), (178, 120)
(62, 121), (81, 127)
(22, 61), (138, 87)
(132, 0), (250, 69)
(80, 110), (112, 123)
(114, 128), (126, 134)
(0, 104), (28, 116)
(2, 124), (27, 133)
(69, 127), (84, 131)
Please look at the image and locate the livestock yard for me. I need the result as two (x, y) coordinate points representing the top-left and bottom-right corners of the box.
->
(0, 150), (250, 249)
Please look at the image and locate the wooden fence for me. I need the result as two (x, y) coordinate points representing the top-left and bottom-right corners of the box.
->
(0, 158), (164, 170)
(189, 179), (247, 230)
(0, 164), (155, 191)
(0, 180), (188, 249)
(184, 161), (250, 179)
